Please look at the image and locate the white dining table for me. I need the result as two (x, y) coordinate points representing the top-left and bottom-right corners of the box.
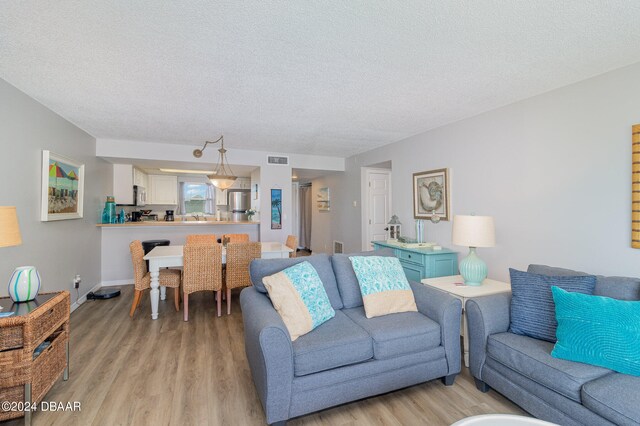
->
(143, 242), (293, 320)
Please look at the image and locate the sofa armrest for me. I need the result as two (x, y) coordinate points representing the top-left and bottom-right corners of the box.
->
(466, 293), (511, 380)
(409, 281), (462, 375)
(240, 287), (294, 424)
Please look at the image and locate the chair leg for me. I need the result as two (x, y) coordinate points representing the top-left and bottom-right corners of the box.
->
(216, 290), (222, 317)
(130, 290), (142, 318)
(174, 287), (180, 311)
(183, 292), (189, 322)
(226, 288), (232, 315)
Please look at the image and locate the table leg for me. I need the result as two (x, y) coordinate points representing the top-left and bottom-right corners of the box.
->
(63, 340), (69, 380)
(160, 286), (166, 301)
(149, 262), (160, 320)
(24, 383), (31, 426)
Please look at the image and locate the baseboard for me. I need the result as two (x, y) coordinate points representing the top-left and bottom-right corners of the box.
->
(101, 279), (133, 287)
(71, 282), (102, 313)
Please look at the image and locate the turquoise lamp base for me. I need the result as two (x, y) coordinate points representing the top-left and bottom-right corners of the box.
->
(459, 247), (487, 286)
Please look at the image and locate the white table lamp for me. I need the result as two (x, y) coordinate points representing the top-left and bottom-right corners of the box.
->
(452, 215), (495, 286)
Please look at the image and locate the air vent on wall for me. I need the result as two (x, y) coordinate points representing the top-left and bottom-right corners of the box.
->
(333, 241), (344, 254)
(267, 155), (289, 165)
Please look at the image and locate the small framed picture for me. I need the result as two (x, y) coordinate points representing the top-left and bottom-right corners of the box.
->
(317, 187), (330, 211)
(271, 188), (282, 230)
(41, 150), (85, 221)
(413, 168), (450, 221)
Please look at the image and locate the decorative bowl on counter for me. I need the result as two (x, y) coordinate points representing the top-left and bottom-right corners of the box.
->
(140, 209), (153, 215)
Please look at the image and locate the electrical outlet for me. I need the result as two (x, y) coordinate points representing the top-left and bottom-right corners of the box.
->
(73, 274), (81, 289)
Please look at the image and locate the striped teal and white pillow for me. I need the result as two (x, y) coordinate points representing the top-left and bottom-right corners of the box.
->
(349, 256), (417, 318)
(552, 286), (640, 376)
(262, 261), (335, 341)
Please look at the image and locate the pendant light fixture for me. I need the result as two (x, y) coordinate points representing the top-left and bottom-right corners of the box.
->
(192, 135), (237, 190)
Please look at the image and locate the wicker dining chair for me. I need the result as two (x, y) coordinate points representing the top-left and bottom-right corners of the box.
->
(222, 233), (250, 243)
(186, 234), (217, 245)
(129, 240), (182, 318)
(224, 242), (261, 315)
(183, 243), (223, 320)
(285, 235), (298, 258)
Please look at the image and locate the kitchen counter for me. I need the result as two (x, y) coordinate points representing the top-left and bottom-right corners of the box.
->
(97, 220), (259, 227)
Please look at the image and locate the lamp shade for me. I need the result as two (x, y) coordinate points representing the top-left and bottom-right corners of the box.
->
(452, 215), (495, 248)
(0, 206), (22, 248)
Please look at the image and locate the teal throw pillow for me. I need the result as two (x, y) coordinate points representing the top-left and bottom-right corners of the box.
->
(551, 286), (640, 376)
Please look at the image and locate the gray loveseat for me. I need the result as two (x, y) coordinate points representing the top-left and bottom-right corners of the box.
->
(240, 250), (462, 425)
(467, 264), (640, 426)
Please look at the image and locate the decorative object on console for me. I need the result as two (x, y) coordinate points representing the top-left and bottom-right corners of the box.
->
(41, 150), (84, 221)
(1, 207), (40, 303)
(192, 135), (237, 190)
(452, 214), (495, 286)
(413, 168), (450, 221)
(632, 124), (640, 248)
(271, 188), (282, 229)
(415, 219), (424, 243)
(247, 208), (258, 221)
(386, 215), (401, 241)
(317, 187), (330, 211)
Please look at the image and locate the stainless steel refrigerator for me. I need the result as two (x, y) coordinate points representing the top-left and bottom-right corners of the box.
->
(228, 189), (250, 222)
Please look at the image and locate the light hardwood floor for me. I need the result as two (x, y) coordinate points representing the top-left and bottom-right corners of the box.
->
(4, 285), (525, 426)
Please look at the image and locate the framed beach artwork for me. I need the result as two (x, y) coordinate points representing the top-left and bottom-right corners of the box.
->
(413, 168), (450, 221)
(317, 187), (330, 211)
(271, 188), (282, 230)
(41, 150), (85, 221)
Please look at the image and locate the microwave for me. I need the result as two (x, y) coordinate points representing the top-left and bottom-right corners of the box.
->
(134, 185), (146, 206)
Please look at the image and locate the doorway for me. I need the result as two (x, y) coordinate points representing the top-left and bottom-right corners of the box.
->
(361, 168), (392, 250)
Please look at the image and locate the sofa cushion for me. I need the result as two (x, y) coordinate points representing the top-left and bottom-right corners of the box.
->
(487, 332), (612, 403)
(343, 307), (440, 360)
(350, 256), (418, 318)
(509, 268), (596, 342)
(332, 248), (395, 309)
(582, 373), (640, 426)
(250, 254), (343, 310)
(552, 286), (640, 376)
(292, 310), (373, 376)
(262, 261), (336, 341)
(528, 264), (640, 301)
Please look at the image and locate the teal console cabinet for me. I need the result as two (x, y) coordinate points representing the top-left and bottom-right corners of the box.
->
(372, 241), (458, 281)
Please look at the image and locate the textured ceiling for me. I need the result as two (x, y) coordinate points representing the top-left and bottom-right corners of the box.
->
(2, 2), (640, 157)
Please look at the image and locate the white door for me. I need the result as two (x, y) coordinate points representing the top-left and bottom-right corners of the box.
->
(364, 170), (391, 250)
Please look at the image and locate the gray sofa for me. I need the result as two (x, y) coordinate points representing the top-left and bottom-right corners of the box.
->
(467, 264), (640, 426)
(240, 250), (462, 425)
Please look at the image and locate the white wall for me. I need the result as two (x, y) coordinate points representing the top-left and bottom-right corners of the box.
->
(336, 62), (640, 281)
(0, 79), (111, 301)
(310, 173), (347, 254)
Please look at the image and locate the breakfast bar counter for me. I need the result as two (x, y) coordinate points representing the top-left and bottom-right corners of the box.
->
(97, 220), (258, 227)
(99, 221), (260, 284)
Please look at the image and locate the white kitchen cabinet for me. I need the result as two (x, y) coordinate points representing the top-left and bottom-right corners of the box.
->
(148, 175), (178, 205)
(133, 168), (148, 188)
(230, 177), (250, 189)
(215, 188), (228, 206)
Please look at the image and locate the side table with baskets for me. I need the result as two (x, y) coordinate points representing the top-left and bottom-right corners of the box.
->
(0, 291), (70, 425)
